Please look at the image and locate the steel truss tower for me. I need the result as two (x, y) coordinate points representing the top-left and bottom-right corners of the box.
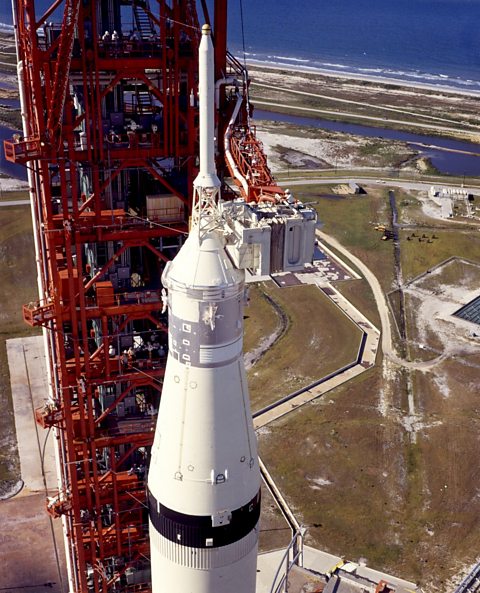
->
(5, 0), (287, 591)
(5, 1), (226, 591)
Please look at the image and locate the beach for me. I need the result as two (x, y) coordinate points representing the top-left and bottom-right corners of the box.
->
(247, 60), (480, 99)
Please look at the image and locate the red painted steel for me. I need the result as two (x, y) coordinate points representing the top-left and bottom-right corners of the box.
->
(6, 1), (282, 591)
(8, 1), (202, 591)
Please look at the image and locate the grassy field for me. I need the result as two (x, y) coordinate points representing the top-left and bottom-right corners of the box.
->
(243, 284), (280, 355)
(259, 481), (292, 552)
(259, 350), (480, 588)
(401, 228), (480, 281)
(0, 189), (29, 202)
(249, 66), (480, 142)
(275, 169), (480, 187)
(298, 186), (396, 292)
(332, 278), (381, 329)
(250, 178), (480, 590)
(258, 365), (417, 577)
(245, 282), (363, 411)
(408, 356), (480, 589)
(0, 205), (39, 496)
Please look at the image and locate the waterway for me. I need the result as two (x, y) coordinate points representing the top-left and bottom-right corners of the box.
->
(0, 125), (26, 180)
(254, 109), (480, 177)
(1, 109), (480, 181)
(0, 98), (20, 108)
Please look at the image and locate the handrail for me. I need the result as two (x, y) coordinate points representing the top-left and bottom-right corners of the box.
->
(268, 531), (304, 593)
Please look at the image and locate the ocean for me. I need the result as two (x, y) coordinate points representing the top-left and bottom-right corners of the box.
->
(1, 0), (479, 91)
(2, 0), (480, 92)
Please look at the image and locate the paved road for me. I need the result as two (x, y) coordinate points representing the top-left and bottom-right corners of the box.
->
(0, 199), (30, 206)
(254, 99), (480, 138)
(317, 230), (448, 371)
(252, 80), (480, 131)
(280, 176), (480, 195)
(4, 337), (68, 593)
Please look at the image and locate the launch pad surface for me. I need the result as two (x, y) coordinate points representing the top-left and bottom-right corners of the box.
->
(2, 336), (67, 593)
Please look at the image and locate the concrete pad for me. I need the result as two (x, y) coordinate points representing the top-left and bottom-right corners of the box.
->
(1, 336), (68, 593)
(257, 546), (420, 593)
(7, 335), (57, 493)
(0, 492), (67, 593)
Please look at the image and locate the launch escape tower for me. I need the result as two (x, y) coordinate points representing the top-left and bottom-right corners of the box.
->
(5, 0), (315, 591)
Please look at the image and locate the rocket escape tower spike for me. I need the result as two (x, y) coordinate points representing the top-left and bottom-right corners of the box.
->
(6, 0), (316, 591)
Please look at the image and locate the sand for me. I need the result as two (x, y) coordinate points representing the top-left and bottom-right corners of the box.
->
(247, 60), (480, 98)
(0, 176), (28, 192)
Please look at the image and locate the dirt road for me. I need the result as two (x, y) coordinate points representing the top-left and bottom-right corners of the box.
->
(317, 230), (447, 371)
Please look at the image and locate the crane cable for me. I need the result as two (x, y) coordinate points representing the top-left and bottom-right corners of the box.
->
(239, 0), (247, 70)
(239, 0), (251, 123)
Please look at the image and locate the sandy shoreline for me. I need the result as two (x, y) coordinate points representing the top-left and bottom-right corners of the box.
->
(0, 176), (28, 191)
(247, 59), (480, 98)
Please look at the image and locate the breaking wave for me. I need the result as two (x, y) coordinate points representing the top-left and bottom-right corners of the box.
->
(0, 22), (14, 33)
(242, 49), (480, 93)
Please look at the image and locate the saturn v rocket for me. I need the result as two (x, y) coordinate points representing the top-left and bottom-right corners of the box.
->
(147, 24), (261, 593)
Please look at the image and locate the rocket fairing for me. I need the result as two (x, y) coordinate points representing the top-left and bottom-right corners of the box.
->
(147, 25), (261, 593)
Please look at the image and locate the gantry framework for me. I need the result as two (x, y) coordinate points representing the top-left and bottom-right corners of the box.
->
(4, 1), (286, 592)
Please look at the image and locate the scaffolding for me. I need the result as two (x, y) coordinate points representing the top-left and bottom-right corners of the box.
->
(6, 1), (216, 591)
(5, 1), (295, 591)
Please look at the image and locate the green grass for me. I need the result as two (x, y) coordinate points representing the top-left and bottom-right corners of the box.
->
(247, 282), (363, 411)
(258, 365), (414, 577)
(0, 206), (39, 493)
(333, 278), (381, 329)
(243, 283), (280, 354)
(298, 186), (396, 292)
(0, 189), (29, 202)
(400, 229), (480, 281)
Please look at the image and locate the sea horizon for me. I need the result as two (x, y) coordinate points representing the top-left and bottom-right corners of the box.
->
(241, 53), (480, 96)
(1, 0), (480, 93)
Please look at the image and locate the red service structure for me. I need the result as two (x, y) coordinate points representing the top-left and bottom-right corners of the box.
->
(5, 0), (315, 592)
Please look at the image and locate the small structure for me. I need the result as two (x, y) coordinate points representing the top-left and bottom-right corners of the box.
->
(376, 580), (396, 592)
(348, 181), (363, 194)
(333, 182), (364, 195)
(454, 294), (480, 327)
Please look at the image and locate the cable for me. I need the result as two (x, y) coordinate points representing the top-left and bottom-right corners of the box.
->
(23, 346), (66, 593)
(239, 0), (247, 70)
(125, 211), (189, 235)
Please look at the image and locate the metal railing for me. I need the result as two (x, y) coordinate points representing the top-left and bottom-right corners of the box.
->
(269, 530), (305, 593)
(453, 563), (480, 593)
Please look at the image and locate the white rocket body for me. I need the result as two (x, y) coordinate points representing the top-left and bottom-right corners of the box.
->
(148, 25), (260, 593)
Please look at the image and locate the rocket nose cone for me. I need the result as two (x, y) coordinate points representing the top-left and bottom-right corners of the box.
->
(201, 23), (211, 36)
(163, 229), (243, 290)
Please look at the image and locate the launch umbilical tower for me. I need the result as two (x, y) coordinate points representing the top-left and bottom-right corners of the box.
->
(5, 1), (315, 592)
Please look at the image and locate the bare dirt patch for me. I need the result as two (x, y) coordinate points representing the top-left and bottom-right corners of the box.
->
(403, 258), (480, 362)
(255, 119), (416, 172)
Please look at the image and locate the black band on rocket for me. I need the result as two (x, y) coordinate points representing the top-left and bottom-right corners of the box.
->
(148, 488), (261, 549)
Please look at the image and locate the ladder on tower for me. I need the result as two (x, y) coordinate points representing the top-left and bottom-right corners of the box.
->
(136, 88), (153, 113)
(47, 0), (82, 142)
(133, 1), (156, 40)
